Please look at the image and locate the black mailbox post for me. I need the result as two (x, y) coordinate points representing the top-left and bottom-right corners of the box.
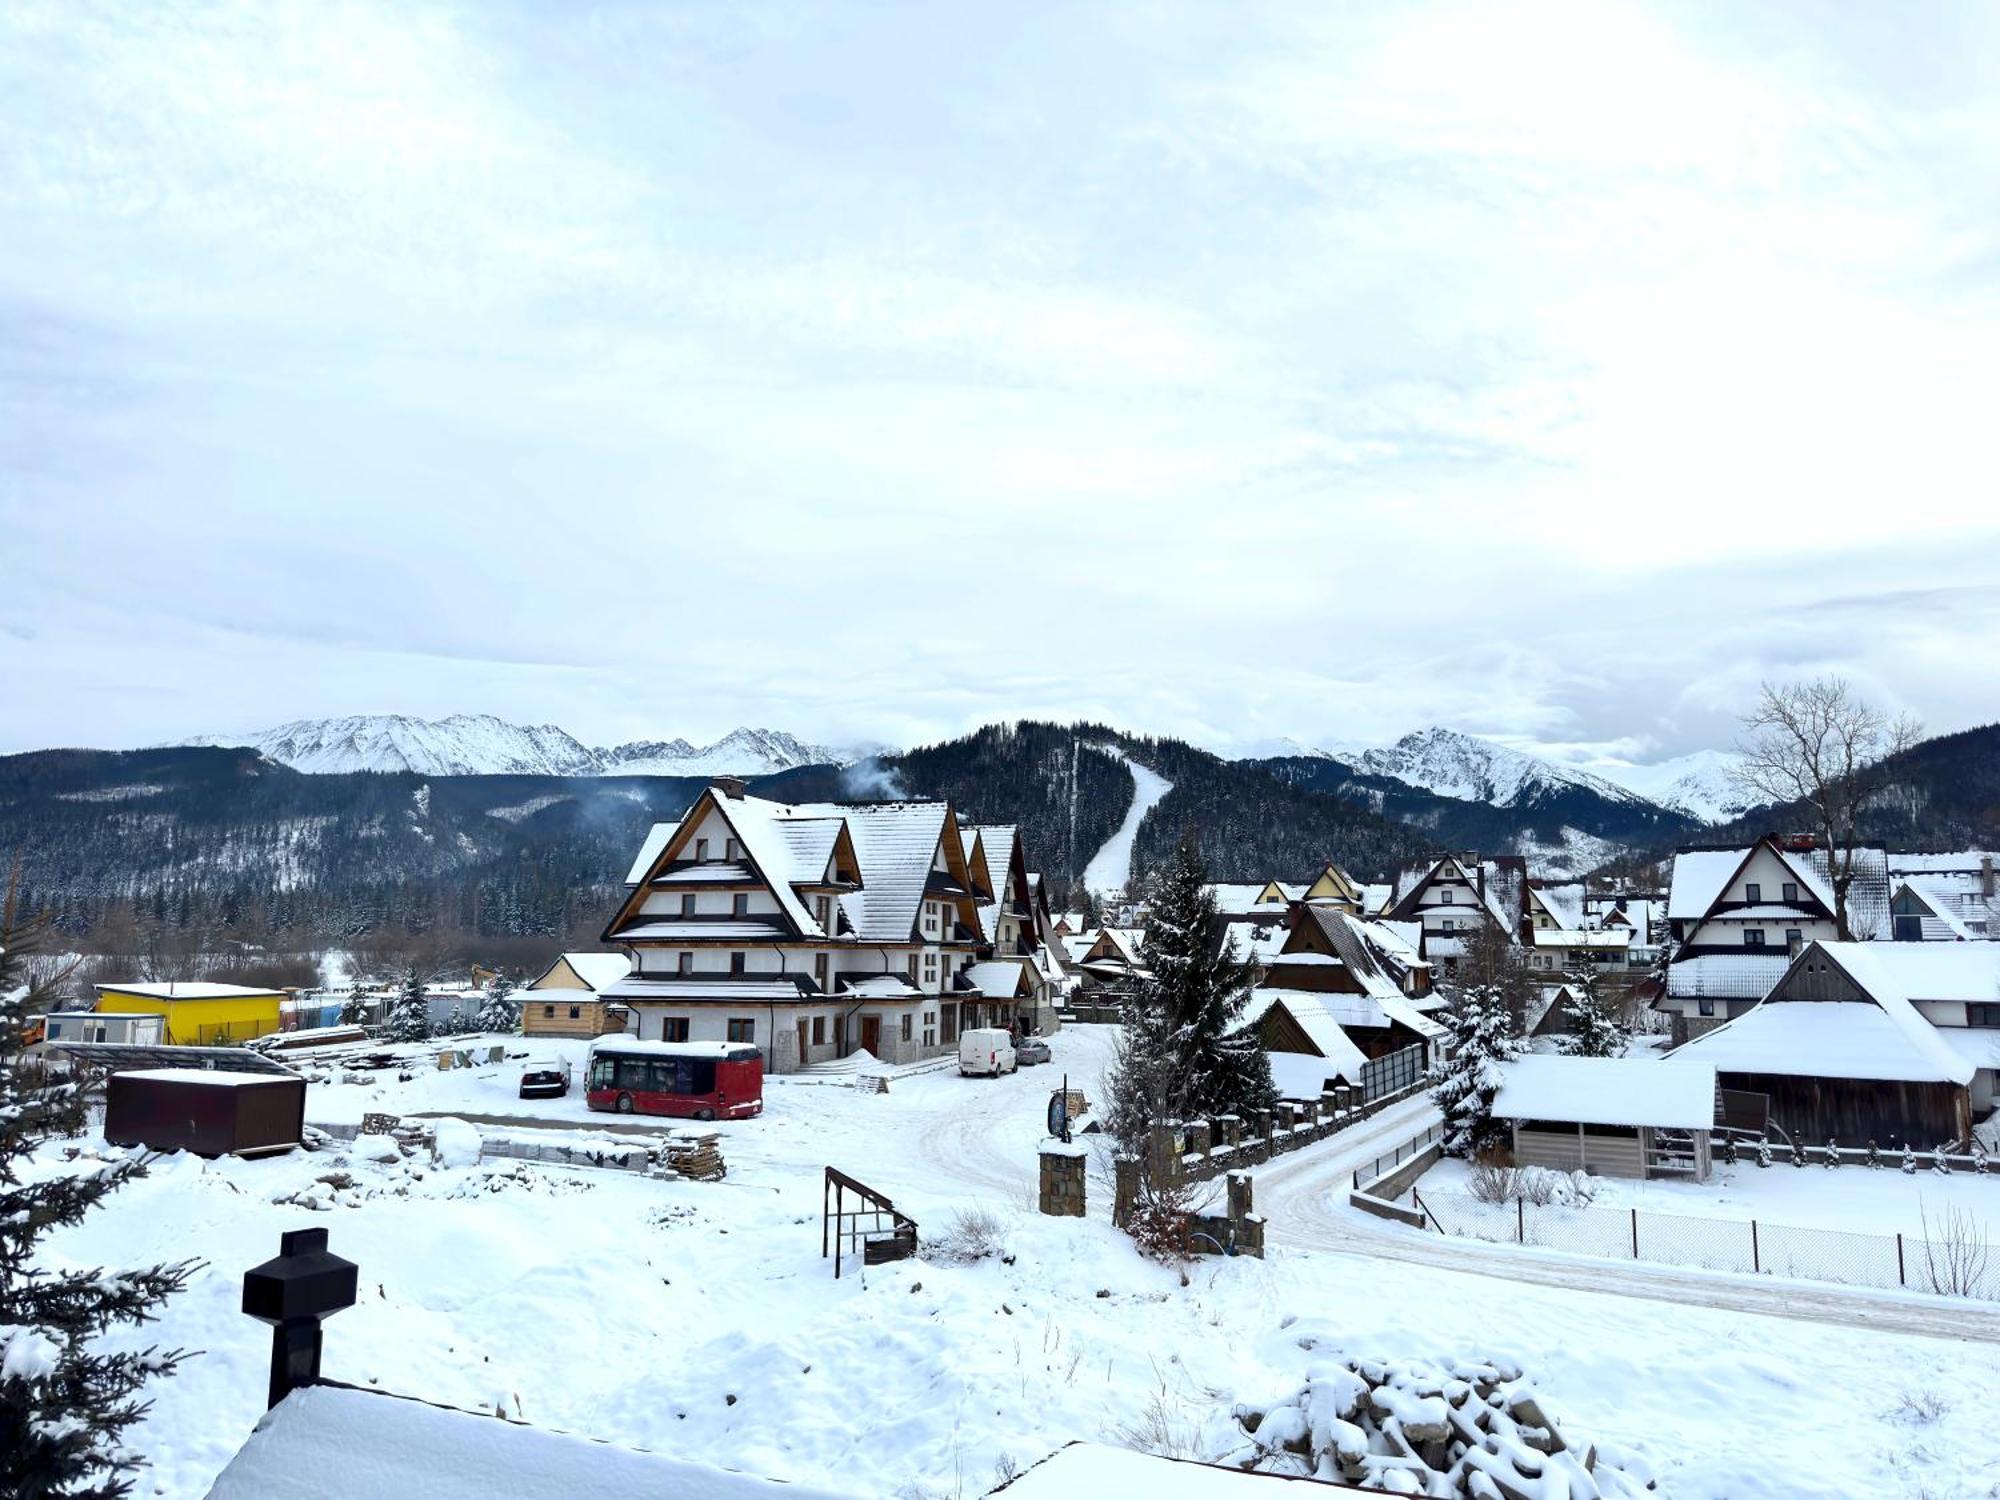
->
(242, 1228), (359, 1409)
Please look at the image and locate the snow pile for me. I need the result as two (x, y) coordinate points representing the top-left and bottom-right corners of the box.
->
(429, 1118), (482, 1169)
(1225, 1352), (1655, 1496)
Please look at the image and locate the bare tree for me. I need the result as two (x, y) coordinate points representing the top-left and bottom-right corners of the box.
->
(1733, 677), (1921, 939)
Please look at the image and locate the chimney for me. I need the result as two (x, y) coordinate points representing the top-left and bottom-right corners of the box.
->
(1984, 855), (1996, 900)
(710, 776), (746, 800)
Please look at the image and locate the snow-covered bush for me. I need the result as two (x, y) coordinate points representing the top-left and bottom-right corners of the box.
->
(1466, 1164), (1598, 1208)
(923, 1207), (1008, 1266)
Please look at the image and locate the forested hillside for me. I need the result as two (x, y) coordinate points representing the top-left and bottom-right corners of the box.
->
(890, 723), (1439, 886)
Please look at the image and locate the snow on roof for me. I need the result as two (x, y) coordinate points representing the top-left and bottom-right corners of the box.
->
(1239, 990), (1369, 1082)
(1668, 840), (1888, 935)
(1532, 882), (1586, 930)
(839, 974), (922, 999)
(597, 977), (809, 1003)
(588, 1038), (759, 1060)
(1494, 1056), (1716, 1129)
(709, 794), (827, 938)
(1889, 851), (2000, 874)
(772, 817), (844, 886)
(1892, 879), (1979, 940)
(205, 1382), (847, 1500)
(1267, 1049), (1349, 1103)
(623, 822), (678, 886)
(113, 1067), (297, 1088)
(1666, 848), (1749, 922)
(92, 981), (284, 1000)
(1937, 1027), (2000, 1071)
(646, 861), (756, 885)
(973, 825), (1019, 888)
(1529, 928), (1631, 949)
(1675, 999), (1972, 1085)
(1814, 941), (2000, 1007)
(962, 960), (1028, 997)
(612, 921), (787, 941)
(556, 952), (631, 993)
(795, 801), (948, 943)
(1664, 952), (1791, 1000)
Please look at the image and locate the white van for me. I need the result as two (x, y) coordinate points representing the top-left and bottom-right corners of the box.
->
(958, 1028), (1018, 1078)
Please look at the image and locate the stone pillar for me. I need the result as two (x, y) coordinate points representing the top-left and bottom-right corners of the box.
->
(1249, 1108), (1273, 1162)
(1299, 1099), (1319, 1133)
(1146, 1124), (1183, 1188)
(1276, 1101), (1298, 1135)
(1227, 1171), (1253, 1221)
(1218, 1115), (1242, 1149)
(1113, 1155), (1140, 1228)
(1187, 1120), (1212, 1159)
(1038, 1144), (1087, 1218)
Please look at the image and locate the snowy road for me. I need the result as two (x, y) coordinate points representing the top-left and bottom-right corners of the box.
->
(1082, 748), (1172, 895)
(1254, 1099), (2000, 1346)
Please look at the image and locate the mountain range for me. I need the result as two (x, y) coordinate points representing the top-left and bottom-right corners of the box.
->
(174, 715), (874, 779)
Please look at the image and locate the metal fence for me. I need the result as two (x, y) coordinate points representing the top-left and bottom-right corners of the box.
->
(1418, 1189), (1999, 1301)
(1359, 1042), (1426, 1103)
(1352, 1122), (1444, 1191)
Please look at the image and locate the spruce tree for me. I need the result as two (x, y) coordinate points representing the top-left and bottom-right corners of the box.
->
(1429, 977), (1519, 1158)
(2, 863), (196, 1498)
(476, 971), (521, 1034)
(1127, 836), (1275, 1124)
(1558, 963), (1626, 1059)
(384, 963), (432, 1044)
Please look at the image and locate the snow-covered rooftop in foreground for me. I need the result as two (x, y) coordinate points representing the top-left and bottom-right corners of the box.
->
(1001, 1441), (1360, 1496)
(1493, 1055), (1716, 1129)
(205, 1382), (850, 1500)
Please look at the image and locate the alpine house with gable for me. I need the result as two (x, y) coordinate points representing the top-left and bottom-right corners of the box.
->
(596, 779), (1049, 1071)
(1383, 853), (1530, 970)
(1657, 834), (1889, 1043)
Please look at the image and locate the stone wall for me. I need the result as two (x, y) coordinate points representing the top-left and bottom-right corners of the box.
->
(1038, 1142), (1088, 1217)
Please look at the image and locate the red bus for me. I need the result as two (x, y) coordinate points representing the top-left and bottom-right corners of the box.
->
(585, 1040), (764, 1121)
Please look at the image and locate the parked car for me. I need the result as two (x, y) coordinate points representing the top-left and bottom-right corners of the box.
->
(1015, 1036), (1052, 1066)
(518, 1058), (572, 1099)
(958, 1027), (1018, 1078)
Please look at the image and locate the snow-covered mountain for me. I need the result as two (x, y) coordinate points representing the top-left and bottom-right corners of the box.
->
(174, 715), (872, 778)
(1576, 748), (1753, 825)
(1349, 727), (1653, 810)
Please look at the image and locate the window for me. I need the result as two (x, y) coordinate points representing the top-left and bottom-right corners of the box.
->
(1439, 918), (1454, 931)
(816, 896), (830, 928)
(662, 1017), (691, 1042)
(901, 1013), (913, 1043)
(726, 838), (741, 860)
(727, 1018), (755, 1043)
(1969, 1005), (2000, 1028)
(1744, 929), (1767, 947)
(730, 952), (746, 975)
(1894, 915), (1924, 942)
(678, 952), (692, 975)
(681, 893), (695, 916)
(695, 838), (709, 861)
(1697, 999), (1715, 1017)
(811, 1015), (826, 1045)
(907, 953), (919, 978)
(1785, 929), (1803, 949)
(542, 1004), (555, 1018)
(568, 1005), (581, 1020)
(923, 1011), (936, 1048)
(732, 893), (748, 918)
(1744, 882), (1761, 903)
(814, 954), (829, 991)
(1782, 882), (1798, 903)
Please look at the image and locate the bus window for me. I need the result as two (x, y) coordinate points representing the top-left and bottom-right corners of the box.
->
(649, 1059), (691, 1094)
(589, 1057), (616, 1090)
(615, 1059), (650, 1091)
(687, 1059), (718, 1095)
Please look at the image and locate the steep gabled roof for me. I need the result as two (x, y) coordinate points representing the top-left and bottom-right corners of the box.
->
(796, 801), (951, 943)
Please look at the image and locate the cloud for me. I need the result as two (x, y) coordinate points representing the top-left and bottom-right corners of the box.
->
(3, 1), (1997, 765)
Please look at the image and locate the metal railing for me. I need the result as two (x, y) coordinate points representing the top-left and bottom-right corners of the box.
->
(1351, 1122), (1444, 1192)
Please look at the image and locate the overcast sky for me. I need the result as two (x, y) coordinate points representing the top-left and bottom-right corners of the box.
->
(4, 2), (1998, 768)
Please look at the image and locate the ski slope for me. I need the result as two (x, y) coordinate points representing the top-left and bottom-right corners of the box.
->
(1081, 748), (1172, 896)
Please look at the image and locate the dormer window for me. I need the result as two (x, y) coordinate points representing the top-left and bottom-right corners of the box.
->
(1744, 882), (1761, 903)
(1782, 882), (1798, 903)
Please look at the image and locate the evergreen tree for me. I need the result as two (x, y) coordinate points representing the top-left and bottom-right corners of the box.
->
(1127, 836), (1276, 1124)
(1429, 978), (1520, 1159)
(2, 863), (196, 1498)
(1557, 963), (1626, 1059)
(384, 963), (432, 1044)
(476, 971), (521, 1034)
(336, 989), (369, 1026)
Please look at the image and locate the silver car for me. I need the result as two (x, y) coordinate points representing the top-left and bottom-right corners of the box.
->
(1015, 1036), (1052, 1066)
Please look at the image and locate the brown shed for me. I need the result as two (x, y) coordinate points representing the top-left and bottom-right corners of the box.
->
(104, 1068), (306, 1158)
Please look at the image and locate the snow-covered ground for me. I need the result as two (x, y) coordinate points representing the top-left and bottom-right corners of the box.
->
(40, 1024), (2000, 1499)
(1081, 749), (1172, 896)
(1417, 1153), (2000, 1242)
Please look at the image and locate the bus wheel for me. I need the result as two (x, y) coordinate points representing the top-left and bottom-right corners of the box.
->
(616, 1093), (635, 1114)
(695, 1108), (716, 1122)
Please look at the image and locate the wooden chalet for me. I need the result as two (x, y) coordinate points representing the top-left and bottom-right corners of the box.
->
(597, 780), (1063, 1072)
(1674, 941), (2000, 1148)
(521, 951), (632, 1039)
(1384, 853), (1530, 971)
